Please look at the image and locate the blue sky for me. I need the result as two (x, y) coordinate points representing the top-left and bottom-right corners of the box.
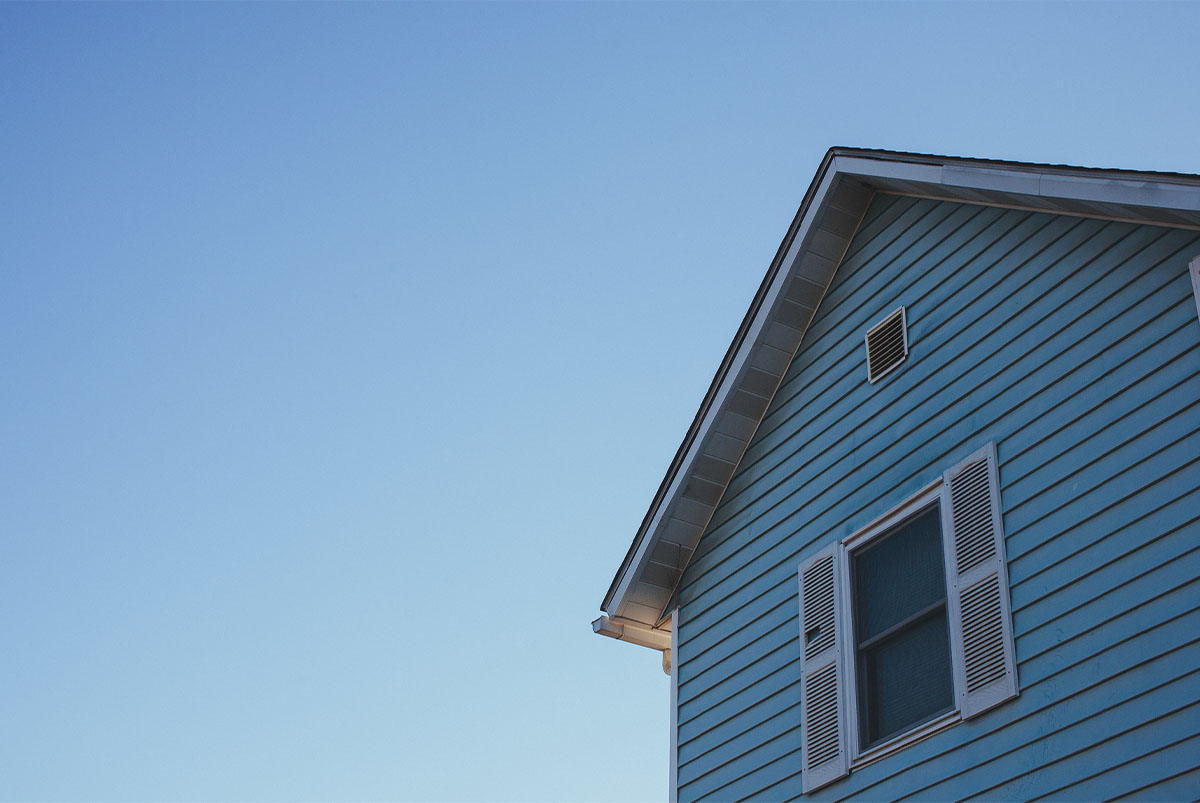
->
(1, 3), (1198, 801)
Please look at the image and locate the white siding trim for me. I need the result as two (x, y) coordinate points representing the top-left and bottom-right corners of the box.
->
(668, 608), (679, 803)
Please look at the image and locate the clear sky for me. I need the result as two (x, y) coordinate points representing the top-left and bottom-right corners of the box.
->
(1, 2), (1197, 801)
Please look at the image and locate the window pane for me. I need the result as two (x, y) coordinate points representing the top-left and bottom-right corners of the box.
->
(859, 609), (954, 747)
(853, 504), (945, 643)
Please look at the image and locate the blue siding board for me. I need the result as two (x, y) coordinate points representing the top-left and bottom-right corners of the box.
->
(1006, 416), (1200, 569)
(1028, 732), (1200, 802)
(677, 657), (794, 744)
(678, 701), (802, 776)
(1005, 433), (1200, 570)
(1017, 594), (1200, 696)
(952, 696), (1200, 802)
(1005, 414), (1200, 576)
(1016, 554), (1199, 664)
(678, 630), (796, 729)
(678, 614), (793, 701)
(680, 727), (803, 802)
(1118, 767), (1200, 802)
(1009, 489), (1200, 613)
(677, 681), (800, 779)
(679, 595), (794, 681)
(689, 745), (805, 803)
(1013, 518), (1200, 638)
(1001, 354), (1200, 518)
(673, 193), (1200, 800)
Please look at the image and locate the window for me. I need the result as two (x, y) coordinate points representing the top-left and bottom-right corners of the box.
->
(798, 443), (1018, 794)
(849, 503), (953, 750)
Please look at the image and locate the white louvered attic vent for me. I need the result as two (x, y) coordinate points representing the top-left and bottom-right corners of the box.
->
(865, 307), (908, 383)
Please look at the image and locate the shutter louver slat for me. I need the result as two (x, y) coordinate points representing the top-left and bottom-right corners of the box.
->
(943, 443), (1019, 720)
(798, 544), (848, 793)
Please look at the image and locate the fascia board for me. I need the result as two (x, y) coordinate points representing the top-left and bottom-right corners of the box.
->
(1035, 173), (1200, 212)
(836, 153), (1200, 215)
(833, 154), (946, 188)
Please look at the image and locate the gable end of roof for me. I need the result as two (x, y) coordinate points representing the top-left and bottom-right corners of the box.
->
(600, 147), (1200, 632)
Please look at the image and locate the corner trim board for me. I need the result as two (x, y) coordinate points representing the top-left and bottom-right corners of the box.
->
(669, 608), (679, 803)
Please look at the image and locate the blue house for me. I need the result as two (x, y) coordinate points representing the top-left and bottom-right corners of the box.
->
(593, 149), (1200, 801)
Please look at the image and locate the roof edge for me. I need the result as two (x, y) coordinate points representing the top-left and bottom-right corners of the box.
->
(599, 146), (842, 614)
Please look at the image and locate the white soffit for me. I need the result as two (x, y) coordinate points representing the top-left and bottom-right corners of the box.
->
(600, 148), (1200, 632)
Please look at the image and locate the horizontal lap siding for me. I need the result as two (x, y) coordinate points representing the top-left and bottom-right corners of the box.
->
(673, 194), (1200, 802)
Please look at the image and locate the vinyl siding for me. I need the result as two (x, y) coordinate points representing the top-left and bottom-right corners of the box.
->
(672, 194), (1200, 802)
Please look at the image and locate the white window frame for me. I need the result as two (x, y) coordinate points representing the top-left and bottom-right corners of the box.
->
(838, 479), (963, 768)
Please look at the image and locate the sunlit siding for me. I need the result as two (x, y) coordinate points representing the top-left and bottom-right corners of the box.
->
(673, 193), (1200, 802)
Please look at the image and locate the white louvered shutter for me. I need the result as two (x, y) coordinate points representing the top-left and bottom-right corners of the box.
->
(798, 543), (848, 793)
(942, 442), (1019, 719)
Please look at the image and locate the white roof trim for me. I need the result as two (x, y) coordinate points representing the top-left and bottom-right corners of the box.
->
(604, 163), (841, 620)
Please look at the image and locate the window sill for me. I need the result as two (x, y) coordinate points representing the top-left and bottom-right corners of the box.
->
(851, 709), (961, 770)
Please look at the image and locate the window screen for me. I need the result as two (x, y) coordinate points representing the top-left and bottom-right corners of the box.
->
(851, 503), (954, 748)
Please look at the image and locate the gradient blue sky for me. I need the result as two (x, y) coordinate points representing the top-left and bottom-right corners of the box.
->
(1, 3), (1198, 801)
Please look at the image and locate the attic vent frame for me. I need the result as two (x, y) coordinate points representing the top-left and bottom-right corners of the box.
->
(865, 306), (909, 384)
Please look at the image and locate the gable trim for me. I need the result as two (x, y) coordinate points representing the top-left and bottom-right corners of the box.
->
(603, 150), (853, 624)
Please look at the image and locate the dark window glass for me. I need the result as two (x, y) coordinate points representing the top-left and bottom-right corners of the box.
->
(851, 503), (954, 749)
